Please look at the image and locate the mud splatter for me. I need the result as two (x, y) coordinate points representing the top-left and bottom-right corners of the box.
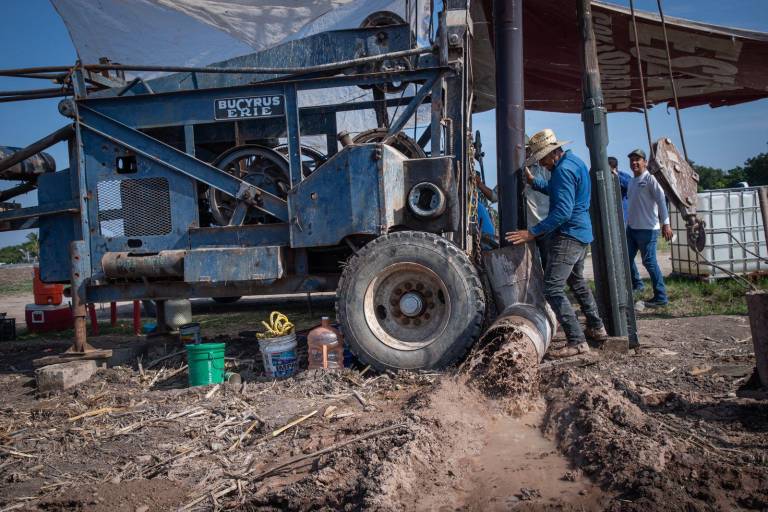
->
(460, 317), (540, 414)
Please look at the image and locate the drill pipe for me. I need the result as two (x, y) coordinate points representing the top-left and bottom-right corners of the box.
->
(102, 251), (185, 278)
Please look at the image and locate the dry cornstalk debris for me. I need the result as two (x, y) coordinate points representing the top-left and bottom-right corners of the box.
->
(271, 410), (318, 437)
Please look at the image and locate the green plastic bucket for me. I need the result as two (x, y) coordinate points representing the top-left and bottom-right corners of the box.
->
(186, 342), (226, 387)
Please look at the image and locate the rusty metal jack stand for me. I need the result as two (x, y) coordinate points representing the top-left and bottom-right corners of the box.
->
(33, 241), (112, 368)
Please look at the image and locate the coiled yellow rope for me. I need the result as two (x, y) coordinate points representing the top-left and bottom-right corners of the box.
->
(257, 311), (294, 339)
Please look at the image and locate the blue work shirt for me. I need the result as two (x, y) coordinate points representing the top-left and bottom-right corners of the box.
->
(529, 150), (594, 244)
(617, 169), (632, 224)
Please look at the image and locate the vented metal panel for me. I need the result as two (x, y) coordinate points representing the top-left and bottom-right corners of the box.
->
(97, 178), (172, 237)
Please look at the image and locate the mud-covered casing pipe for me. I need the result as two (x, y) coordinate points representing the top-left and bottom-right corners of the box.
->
(486, 304), (556, 362)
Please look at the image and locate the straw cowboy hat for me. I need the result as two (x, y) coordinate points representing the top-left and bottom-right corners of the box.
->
(525, 129), (572, 166)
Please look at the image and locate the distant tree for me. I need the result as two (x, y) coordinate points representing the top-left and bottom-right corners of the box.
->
(0, 245), (23, 264)
(740, 152), (768, 186)
(693, 163), (727, 191)
(14, 232), (40, 262)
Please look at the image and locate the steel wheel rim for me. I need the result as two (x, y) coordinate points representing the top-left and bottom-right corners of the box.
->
(363, 262), (451, 351)
(209, 147), (289, 226)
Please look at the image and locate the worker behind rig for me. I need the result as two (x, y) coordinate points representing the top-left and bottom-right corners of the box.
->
(506, 129), (607, 358)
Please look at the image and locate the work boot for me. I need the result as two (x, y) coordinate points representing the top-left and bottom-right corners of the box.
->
(584, 325), (608, 342)
(643, 298), (669, 308)
(548, 341), (590, 359)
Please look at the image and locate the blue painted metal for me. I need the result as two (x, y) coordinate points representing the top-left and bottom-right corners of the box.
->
(85, 274), (339, 303)
(77, 106), (288, 222)
(38, 169), (77, 283)
(290, 144), (406, 248)
(387, 75), (438, 137)
(188, 223), (290, 248)
(284, 84), (302, 188)
(78, 125), (198, 277)
(80, 68), (447, 130)
(0, 9), (477, 330)
(183, 247), (283, 283)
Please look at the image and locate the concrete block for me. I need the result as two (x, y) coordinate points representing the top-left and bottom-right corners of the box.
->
(36, 360), (99, 393)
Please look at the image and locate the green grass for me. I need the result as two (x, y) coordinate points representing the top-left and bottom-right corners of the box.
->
(633, 275), (768, 317)
(195, 303), (335, 336)
(16, 321), (137, 341)
(0, 277), (33, 296)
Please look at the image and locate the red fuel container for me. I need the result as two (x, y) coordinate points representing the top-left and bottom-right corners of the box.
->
(33, 267), (64, 306)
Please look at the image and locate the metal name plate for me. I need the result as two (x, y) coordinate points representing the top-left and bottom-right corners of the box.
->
(214, 95), (285, 120)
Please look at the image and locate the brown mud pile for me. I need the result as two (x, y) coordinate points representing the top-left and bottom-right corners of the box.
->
(543, 369), (768, 511)
(460, 317), (540, 414)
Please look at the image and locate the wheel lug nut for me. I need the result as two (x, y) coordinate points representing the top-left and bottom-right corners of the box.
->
(401, 317), (410, 325)
(395, 288), (403, 295)
(428, 302), (435, 309)
(424, 313), (431, 320)
(404, 282), (413, 290)
(413, 319), (421, 326)
(415, 283), (424, 291)
(424, 290), (433, 298)
(390, 298), (398, 307)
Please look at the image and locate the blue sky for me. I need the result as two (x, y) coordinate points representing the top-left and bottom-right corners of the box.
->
(0, 0), (767, 247)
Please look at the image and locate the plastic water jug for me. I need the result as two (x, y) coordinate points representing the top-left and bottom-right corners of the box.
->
(307, 317), (344, 369)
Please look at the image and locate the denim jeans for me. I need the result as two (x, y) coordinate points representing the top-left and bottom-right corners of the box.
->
(543, 234), (604, 344)
(626, 227), (668, 303)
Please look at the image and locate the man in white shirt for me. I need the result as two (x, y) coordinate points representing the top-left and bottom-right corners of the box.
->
(626, 149), (673, 307)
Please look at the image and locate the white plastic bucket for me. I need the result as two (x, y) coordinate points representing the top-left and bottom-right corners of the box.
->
(258, 333), (298, 378)
(164, 299), (192, 329)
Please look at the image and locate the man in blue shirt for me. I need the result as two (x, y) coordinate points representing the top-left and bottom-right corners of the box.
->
(609, 156), (632, 224)
(506, 129), (607, 357)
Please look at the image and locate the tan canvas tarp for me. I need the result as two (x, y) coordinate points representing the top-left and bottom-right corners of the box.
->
(472, 0), (768, 113)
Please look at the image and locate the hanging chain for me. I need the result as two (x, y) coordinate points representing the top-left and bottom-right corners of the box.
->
(629, 0), (655, 159)
(656, 0), (690, 162)
(467, 138), (484, 266)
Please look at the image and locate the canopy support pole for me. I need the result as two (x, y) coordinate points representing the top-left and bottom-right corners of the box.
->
(577, 0), (638, 345)
(493, 0), (526, 242)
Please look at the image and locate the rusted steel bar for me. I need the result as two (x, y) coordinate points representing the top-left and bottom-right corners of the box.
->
(0, 87), (70, 96)
(102, 251), (186, 278)
(758, 187), (768, 252)
(78, 47), (433, 76)
(69, 241), (91, 353)
(0, 182), (36, 202)
(0, 65), (72, 76)
(0, 125), (72, 176)
(88, 304), (99, 336)
(0, 91), (75, 103)
(133, 301), (142, 336)
(746, 290), (768, 388)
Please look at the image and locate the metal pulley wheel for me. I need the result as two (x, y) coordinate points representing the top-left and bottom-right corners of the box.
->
(353, 128), (426, 159)
(208, 145), (290, 226)
(357, 11), (415, 94)
(273, 144), (327, 178)
(337, 231), (485, 370)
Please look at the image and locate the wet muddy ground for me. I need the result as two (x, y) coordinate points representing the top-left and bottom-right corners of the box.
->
(0, 314), (766, 511)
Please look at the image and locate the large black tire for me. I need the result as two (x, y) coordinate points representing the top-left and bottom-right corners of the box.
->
(336, 231), (485, 371)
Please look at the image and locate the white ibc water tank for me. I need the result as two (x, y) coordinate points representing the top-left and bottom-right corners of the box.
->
(670, 187), (768, 280)
(164, 299), (193, 330)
